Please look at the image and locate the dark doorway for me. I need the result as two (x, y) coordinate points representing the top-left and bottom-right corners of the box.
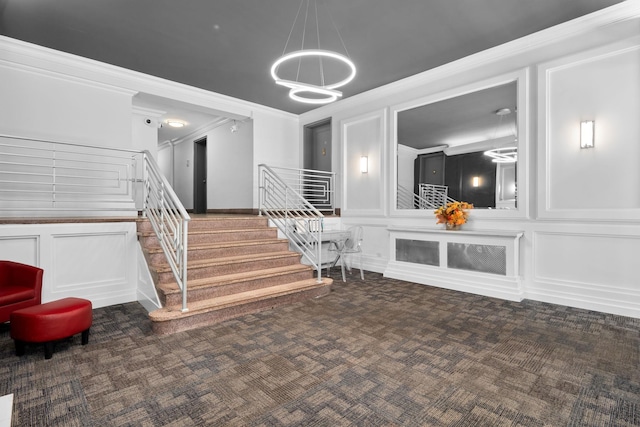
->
(303, 119), (331, 172)
(193, 137), (207, 214)
(303, 119), (332, 209)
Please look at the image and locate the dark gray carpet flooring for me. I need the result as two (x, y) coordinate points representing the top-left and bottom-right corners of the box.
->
(1, 271), (639, 426)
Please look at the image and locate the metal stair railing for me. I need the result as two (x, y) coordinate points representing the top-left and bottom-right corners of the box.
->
(397, 184), (457, 210)
(0, 134), (141, 213)
(265, 165), (336, 214)
(419, 183), (457, 209)
(142, 152), (191, 312)
(258, 164), (324, 283)
(0, 134), (191, 312)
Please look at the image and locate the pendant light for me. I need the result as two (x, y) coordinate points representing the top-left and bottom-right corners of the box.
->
(271, 0), (356, 104)
(484, 108), (517, 163)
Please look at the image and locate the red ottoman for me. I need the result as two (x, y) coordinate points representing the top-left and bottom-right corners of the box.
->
(10, 297), (92, 359)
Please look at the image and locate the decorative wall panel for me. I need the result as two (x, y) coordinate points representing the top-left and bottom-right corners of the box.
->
(0, 222), (138, 308)
(342, 109), (387, 216)
(538, 39), (640, 220)
(0, 235), (39, 266)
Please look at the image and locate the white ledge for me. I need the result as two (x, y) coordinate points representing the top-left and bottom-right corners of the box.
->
(388, 226), (524, 239)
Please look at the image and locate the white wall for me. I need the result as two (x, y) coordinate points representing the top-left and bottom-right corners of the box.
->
(253, 110), (300, 207)
(397, 144), (417, 192)
(173, 137), (195, 209)
(157, 144), (174, 186)
(207, 120), (253, 209)
(0, 63), (134, 148)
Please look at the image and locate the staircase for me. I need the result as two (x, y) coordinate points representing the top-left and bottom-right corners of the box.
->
(137, 215), (333, 334)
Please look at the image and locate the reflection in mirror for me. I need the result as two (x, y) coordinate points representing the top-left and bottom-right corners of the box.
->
(397, 81), (517, 210)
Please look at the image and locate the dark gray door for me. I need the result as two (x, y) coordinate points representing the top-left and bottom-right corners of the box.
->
(304, 120), (331, 172)
(193, 137), (207, 214)
(303, 120), (332, 209)
(415, 152), (445, 193)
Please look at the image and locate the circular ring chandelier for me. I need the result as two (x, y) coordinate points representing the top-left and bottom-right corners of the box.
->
(271, 0), (356, 105)
(271, 49), (356, 104)
(483, 147), (518, 163)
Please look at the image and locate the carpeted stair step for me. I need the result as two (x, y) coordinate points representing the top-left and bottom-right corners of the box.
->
(149, 278), (333, 335)
(153, 251), (302, 284)
(145, 238), (290, 265)
(139, 227), (278, 248)
(137, 216), (268, 233)
(156, 264), (316, 306)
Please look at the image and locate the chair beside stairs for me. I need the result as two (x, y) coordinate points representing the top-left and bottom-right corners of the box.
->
(137, 215), (333, 334)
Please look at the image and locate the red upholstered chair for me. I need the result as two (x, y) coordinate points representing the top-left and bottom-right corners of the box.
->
(0, 261), (43, 323)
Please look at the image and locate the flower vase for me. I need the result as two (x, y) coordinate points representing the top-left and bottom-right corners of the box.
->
(445, 223), (461, 231)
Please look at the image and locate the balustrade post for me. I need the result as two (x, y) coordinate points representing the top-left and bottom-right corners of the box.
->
(181, 219), (189, 312)
(142, 153), (149, 218)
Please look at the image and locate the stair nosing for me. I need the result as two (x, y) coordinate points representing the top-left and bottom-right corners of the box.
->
(152, 251), (301, 272)
(157, 264), (314, 293)
(151, 278), (331, 320)
(139, 228), (276, 237)
(144, 238), (288, 254)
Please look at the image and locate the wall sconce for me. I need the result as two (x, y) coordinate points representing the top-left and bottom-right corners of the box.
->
(360, 156), (368, 173)
(472, 176), (480, 187)
(580, 120), (594, 149)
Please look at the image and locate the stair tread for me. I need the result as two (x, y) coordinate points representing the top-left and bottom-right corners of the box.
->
(150, 278), (332, 320)
(139, 227), (275, 237)
(144, 238), (288, 254)
(153, 251), (301, 273)
(157, 264), (313, 293)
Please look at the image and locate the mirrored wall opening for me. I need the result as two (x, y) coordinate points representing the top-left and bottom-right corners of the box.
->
(396, 81), (518, 211)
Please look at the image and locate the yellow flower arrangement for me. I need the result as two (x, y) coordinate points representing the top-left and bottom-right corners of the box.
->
(434, 201), (474, 226)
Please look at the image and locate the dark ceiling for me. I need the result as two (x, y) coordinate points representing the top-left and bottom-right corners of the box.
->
(0, 0), (626, 115)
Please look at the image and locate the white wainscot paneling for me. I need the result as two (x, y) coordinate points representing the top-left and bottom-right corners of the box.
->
(341, 222), (389, 274)
(532, 232), (640, 317)
(52, 232), (128, 291)
(0, 222), (138, 308)
(0, 235), (39, 266)
(385, 227), (524, 301)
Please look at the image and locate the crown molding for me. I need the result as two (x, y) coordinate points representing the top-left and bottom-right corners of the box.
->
(0, 58), (138, 97)
(132, 106), (166, 118)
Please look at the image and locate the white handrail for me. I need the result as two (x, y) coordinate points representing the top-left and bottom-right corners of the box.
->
(258, 164), (324, 282)
(142, 151), (191, 312)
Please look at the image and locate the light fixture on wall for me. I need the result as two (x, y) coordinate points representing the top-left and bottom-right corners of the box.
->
(472, 176), (480, 187)
(360, 156), (368, 173)
(270, 0), (356, 104)
(230, 120), (239, 133)
(580, 120), (595, 148)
